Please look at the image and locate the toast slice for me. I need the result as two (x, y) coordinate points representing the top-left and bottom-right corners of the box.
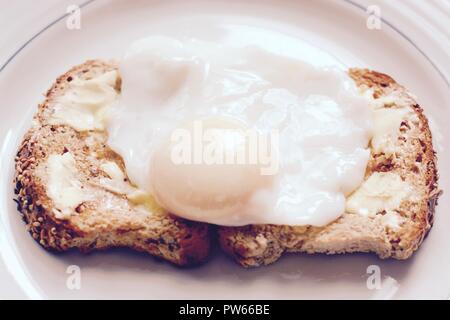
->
(218, 69), (441, 267)
(14, 60), (210, 266)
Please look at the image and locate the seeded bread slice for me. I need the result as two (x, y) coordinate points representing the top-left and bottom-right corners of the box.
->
(218, 69), (441, 267)
(14, 60), (210, 266)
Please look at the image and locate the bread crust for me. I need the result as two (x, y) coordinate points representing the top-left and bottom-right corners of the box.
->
(14, 60), (210, 266)
(218, 68), (441, 267)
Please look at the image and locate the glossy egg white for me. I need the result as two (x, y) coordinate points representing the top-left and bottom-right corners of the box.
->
(105, 36), (372, 226)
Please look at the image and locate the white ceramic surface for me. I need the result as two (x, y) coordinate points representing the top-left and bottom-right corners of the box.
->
(0, 0), (449, 299)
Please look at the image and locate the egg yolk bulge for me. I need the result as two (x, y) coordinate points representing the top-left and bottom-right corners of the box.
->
(150, 117), (277, 225)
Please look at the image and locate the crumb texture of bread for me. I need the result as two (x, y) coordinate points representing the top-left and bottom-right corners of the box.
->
(219, 68), (441, 267)
(14, 60), (210, 266)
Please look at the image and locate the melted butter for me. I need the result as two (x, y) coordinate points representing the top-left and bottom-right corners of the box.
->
(46, 153), (86, 219)
(48, 71), (118, 131)
(346, 172), (412, 216)
(100, 161), (126, 181)
(46, 155), (165, 216)
(99, 161), (166, 214)
(127, 190), (167, 215)
(371, 107), (412, 154)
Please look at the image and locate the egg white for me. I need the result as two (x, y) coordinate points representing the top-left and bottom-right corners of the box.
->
(105, 36), (372, 226)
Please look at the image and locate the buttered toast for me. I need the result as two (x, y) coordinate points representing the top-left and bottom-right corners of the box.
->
(14, 61), (210, 266)
(218, 69), (441, 267)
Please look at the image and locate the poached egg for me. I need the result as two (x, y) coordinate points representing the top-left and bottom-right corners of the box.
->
(103, 36), (373, 227)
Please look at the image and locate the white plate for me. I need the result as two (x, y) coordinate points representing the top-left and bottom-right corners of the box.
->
(1, 0), (449, 299)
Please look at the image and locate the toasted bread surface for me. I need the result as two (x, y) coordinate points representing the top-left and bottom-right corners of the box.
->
(218, 69), (441, 267)
(14, 60), (210, 266)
